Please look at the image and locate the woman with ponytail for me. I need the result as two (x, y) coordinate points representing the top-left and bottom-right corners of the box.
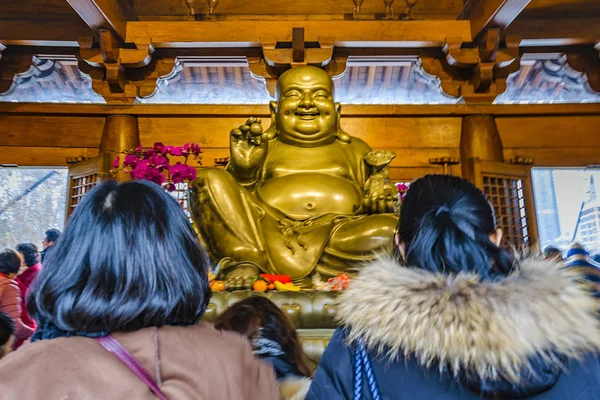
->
(307, 174), (600, 400)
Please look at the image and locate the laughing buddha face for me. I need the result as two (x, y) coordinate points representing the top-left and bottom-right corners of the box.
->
(272, 66), (340, 147)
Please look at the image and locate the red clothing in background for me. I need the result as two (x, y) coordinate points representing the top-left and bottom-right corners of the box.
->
(0, 275), (34, 340)
(13, 263), (41, 348)
(16, 263), (40, 329)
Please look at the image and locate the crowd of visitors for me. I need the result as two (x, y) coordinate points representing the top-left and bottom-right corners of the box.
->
(0, 175), (598, 399)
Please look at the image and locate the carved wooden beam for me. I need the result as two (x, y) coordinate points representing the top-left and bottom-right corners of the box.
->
(0, 19), (91, 47)
(422, 29), (521, 102)
(466, 0), (531, 42)
(126, 20), (472, 49)
(507, 17), (600, 47)
(66, 0), (138, 44)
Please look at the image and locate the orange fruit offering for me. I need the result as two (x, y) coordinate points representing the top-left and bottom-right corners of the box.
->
(210, 280), (226, 291)
(267, 283), (275, 290)
(253, 280), (268, 292)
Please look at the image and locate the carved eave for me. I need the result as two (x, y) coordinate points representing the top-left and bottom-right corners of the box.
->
(566, 43), (600, 93)
(422, 30), (521, 103)
(0, 46), (36, 94)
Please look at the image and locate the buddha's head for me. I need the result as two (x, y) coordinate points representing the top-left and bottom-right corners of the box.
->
(270, 66), (341, 147)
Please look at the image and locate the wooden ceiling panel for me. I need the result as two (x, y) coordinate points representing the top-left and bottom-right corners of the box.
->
(132, 0), (464, 19)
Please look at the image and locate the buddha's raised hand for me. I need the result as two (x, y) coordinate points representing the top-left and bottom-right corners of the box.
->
(229, 117), (268, 180)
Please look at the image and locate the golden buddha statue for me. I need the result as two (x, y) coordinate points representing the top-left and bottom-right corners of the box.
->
(190, 66), (398, 282)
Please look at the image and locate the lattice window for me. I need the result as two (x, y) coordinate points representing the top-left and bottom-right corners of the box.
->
(168, 182), (190, 218)
(69, 174), (99, 213)
(482, 175), (529, 248)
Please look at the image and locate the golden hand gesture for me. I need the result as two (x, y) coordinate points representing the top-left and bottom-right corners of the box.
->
(363, 181), (398, 214)
(229, 117), (268, 178)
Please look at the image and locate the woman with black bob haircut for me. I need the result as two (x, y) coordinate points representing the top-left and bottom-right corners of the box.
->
(308, 174), (600, 400)
(0, 180), (278, 400)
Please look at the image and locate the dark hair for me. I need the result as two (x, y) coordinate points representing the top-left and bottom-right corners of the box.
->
(0, 312), (15, 346)
(28, 180), (211, 334)
(16, 243), (39, 267)
(44, 229), (61, 243)
(215, 296), (311, 378)
(397, 174), (513, 279)
(0, 249), (21, 275)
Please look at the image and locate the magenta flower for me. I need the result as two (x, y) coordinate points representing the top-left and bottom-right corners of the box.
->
(123, 154), (139, 168)
(153, 142), (166, 153)
(151, 155), (170, 170)
(120, 142), (200, 191)
(144, 167), (166, 186)
(395, 183), (409, 200)
(168, 146), (183, 157)
(185, 165), (197, 181)
(143, 148), (155, 158)
(190, 143), (202, 156)
(129, 161), (148, 180)
(112, 156), (120, 169)
(181, 143), (191, 156)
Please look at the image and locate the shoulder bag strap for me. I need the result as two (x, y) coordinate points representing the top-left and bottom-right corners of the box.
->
(353, 338), (381, 400)
(96, 335), (168, 400)
(353, 340), (364, 400)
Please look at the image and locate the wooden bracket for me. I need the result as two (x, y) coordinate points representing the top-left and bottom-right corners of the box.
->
(248, 28), (343, 96)
(261, 28), (335, 68)
(78, 29), (166, 102)
(422, 29), (521, 103)
(566, 44), (600, 93)
(0, 45), (37, 94)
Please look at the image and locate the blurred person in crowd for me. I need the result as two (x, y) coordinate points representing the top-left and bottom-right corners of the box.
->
(40, 228), (61, 263)
(0, 180), (277, 400)
(564, 243), (600, 299)
(14, 242), (41, 348)
(216, 296), (312, 399)
(544, 245), (563, 262)
(308, 175), (600, 400)
(0, 311), (15, 359)
(0, 249), (34, 345)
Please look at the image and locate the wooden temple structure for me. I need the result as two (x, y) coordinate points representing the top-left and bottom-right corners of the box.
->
(0, 0), (599, 369)
(1, 1), (599, 250)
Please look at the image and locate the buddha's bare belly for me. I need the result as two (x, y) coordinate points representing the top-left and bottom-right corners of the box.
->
(256, 173), (363, 220)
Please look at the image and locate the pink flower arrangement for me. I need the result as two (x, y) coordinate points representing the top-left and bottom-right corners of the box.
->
(112, 142), (202, 191)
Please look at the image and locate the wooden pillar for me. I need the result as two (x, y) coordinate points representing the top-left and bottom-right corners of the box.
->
(100, 115), (140, 181)
(460, 115), (504, 182)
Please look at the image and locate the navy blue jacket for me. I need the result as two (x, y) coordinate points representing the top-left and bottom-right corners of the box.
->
(306, 257), (600, 400)
(307, 329), (600, 400)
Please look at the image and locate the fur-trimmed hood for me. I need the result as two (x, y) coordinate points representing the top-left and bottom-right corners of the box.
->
(337, 256), (600, 385)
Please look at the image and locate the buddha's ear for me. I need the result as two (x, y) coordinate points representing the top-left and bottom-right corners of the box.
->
(335, 102), (351, 143)
(263, 101), (278, 140)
